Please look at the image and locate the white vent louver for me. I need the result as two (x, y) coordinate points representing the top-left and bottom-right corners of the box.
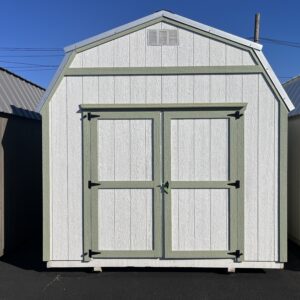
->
(147, 29), (179, 46)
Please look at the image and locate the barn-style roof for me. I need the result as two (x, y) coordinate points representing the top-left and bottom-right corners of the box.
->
(0, 68), (44, 119)
(283, 76), (300, 117)
(36, 10), (294, 112)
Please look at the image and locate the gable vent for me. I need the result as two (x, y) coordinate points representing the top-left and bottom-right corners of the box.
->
(147, 29), (179, 46)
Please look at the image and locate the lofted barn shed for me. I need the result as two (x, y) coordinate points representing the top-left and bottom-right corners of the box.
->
(37, 11), (294, 270)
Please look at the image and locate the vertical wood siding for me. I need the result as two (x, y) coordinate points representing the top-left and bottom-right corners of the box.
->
(49, 22), (279, 262)
(69, 22), (256, 68)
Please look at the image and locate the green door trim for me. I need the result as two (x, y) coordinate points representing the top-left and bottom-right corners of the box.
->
(163, 109), (244, 260)
(83, 111), (162, 259)
(81, 104), (245, 262)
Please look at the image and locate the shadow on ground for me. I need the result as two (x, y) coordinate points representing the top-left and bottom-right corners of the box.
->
(1, 237), (299, 273)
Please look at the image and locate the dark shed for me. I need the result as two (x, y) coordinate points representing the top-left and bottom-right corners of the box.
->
(0, 68), (44, 256)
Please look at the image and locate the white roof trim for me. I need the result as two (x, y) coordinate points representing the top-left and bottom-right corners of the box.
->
(36, 10), (294, 113)
(35, 52), (72, 112)
(254, 49), (294, 111)
(64, 10), (262, 53)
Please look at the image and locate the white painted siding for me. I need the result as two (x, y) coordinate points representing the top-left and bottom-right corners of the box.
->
(98, 189), (153, 250)
(98, 119), (153, 181)
(171, 119), (228, 181)
(171, 189), (228, 251)
(69, 22), (255, 68)
(48, 73), (279, 262)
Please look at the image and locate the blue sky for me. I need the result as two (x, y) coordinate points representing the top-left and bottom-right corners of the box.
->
(1, 0), (300, 88)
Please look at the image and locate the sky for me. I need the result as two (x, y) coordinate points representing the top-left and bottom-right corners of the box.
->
(1, 0), (300, 88)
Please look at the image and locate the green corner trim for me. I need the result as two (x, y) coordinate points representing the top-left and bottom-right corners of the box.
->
(279, 102), (288, 262)
(42, 106), (50, 261)
(65, 65), (263, 76)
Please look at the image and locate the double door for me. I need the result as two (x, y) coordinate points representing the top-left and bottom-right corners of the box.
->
(82, 106), (244, 261)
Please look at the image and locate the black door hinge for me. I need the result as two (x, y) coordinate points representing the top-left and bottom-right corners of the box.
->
(228, 111), (243, 119)
(87, 112), (100, 121)
(89, 250), (101, 257)
(228, 249), (243, 263)
(228, 180), (240, 189)
(88, 180), (101, 189)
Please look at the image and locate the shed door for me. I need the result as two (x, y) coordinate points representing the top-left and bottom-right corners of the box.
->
(163, 111), (243, 259)
(83, 111), (162, 259)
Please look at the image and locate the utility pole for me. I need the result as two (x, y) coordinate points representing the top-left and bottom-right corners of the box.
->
(254, 13), (261, 43)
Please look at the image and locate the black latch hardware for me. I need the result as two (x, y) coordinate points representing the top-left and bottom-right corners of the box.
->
(160, 181), (169, 194)
(88, 180), (101, 189)
(87, 112), (100, 121)
(89, 250), (101, 257)
(228, 111), (243, 119)
(228, 249), (242, 263)
(228, 180), (240, 189)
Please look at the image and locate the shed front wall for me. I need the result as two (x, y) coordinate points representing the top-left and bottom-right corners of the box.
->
(45, 22), (280, 264)
(47, 73), (279, 263)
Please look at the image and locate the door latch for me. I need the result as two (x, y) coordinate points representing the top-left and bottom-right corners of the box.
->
(160, 181), (169, 194)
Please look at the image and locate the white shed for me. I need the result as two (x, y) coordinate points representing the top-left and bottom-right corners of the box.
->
(37, 11), (294, 270)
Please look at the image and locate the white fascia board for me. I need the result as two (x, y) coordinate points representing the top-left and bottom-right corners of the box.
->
(255, 49), (295, 111)
(36, 52), (72, 112)
(64, 10), (262, 53)
(64, 11), (164, 53)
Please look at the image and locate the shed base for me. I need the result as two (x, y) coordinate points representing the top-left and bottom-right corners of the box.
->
(47, 260), (284, 269)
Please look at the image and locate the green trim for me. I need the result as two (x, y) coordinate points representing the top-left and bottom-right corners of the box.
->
(65, 65), (263, 76)
(42, 106), (50, 261)
(279, 103), (288, 262)
(250, 48), (291, 111)
(237, 112), (245, 261)
(82, 111), (92, 262)
(80, 103), (247, 111)
(40, 51), (76, 114)
(163, 110), (244, 259)
(86, 111), (162, 258)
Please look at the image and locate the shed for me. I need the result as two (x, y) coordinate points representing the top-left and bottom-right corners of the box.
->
(38, 11), (294, 270)
(283, 76), (300, 246)
(0, 68), (44, 256)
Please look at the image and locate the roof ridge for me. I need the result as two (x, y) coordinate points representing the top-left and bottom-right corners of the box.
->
(0, 67), (45, 91)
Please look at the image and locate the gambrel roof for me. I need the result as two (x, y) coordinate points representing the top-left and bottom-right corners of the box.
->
(36, 10), (294, 112)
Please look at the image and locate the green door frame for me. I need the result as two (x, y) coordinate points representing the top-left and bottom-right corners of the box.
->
(81, 103), (246, 262)
(82, 111), (162, 260)
(163, 110), (245, 260)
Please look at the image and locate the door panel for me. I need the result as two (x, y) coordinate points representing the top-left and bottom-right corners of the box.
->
(84, 111), (161, 259)
(98, 189), (153, 251)
(98, 119), (153, 181)
(164, 110), (242, 259)
(171, 119), (229, 181)
(171, 189), (229, 251)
